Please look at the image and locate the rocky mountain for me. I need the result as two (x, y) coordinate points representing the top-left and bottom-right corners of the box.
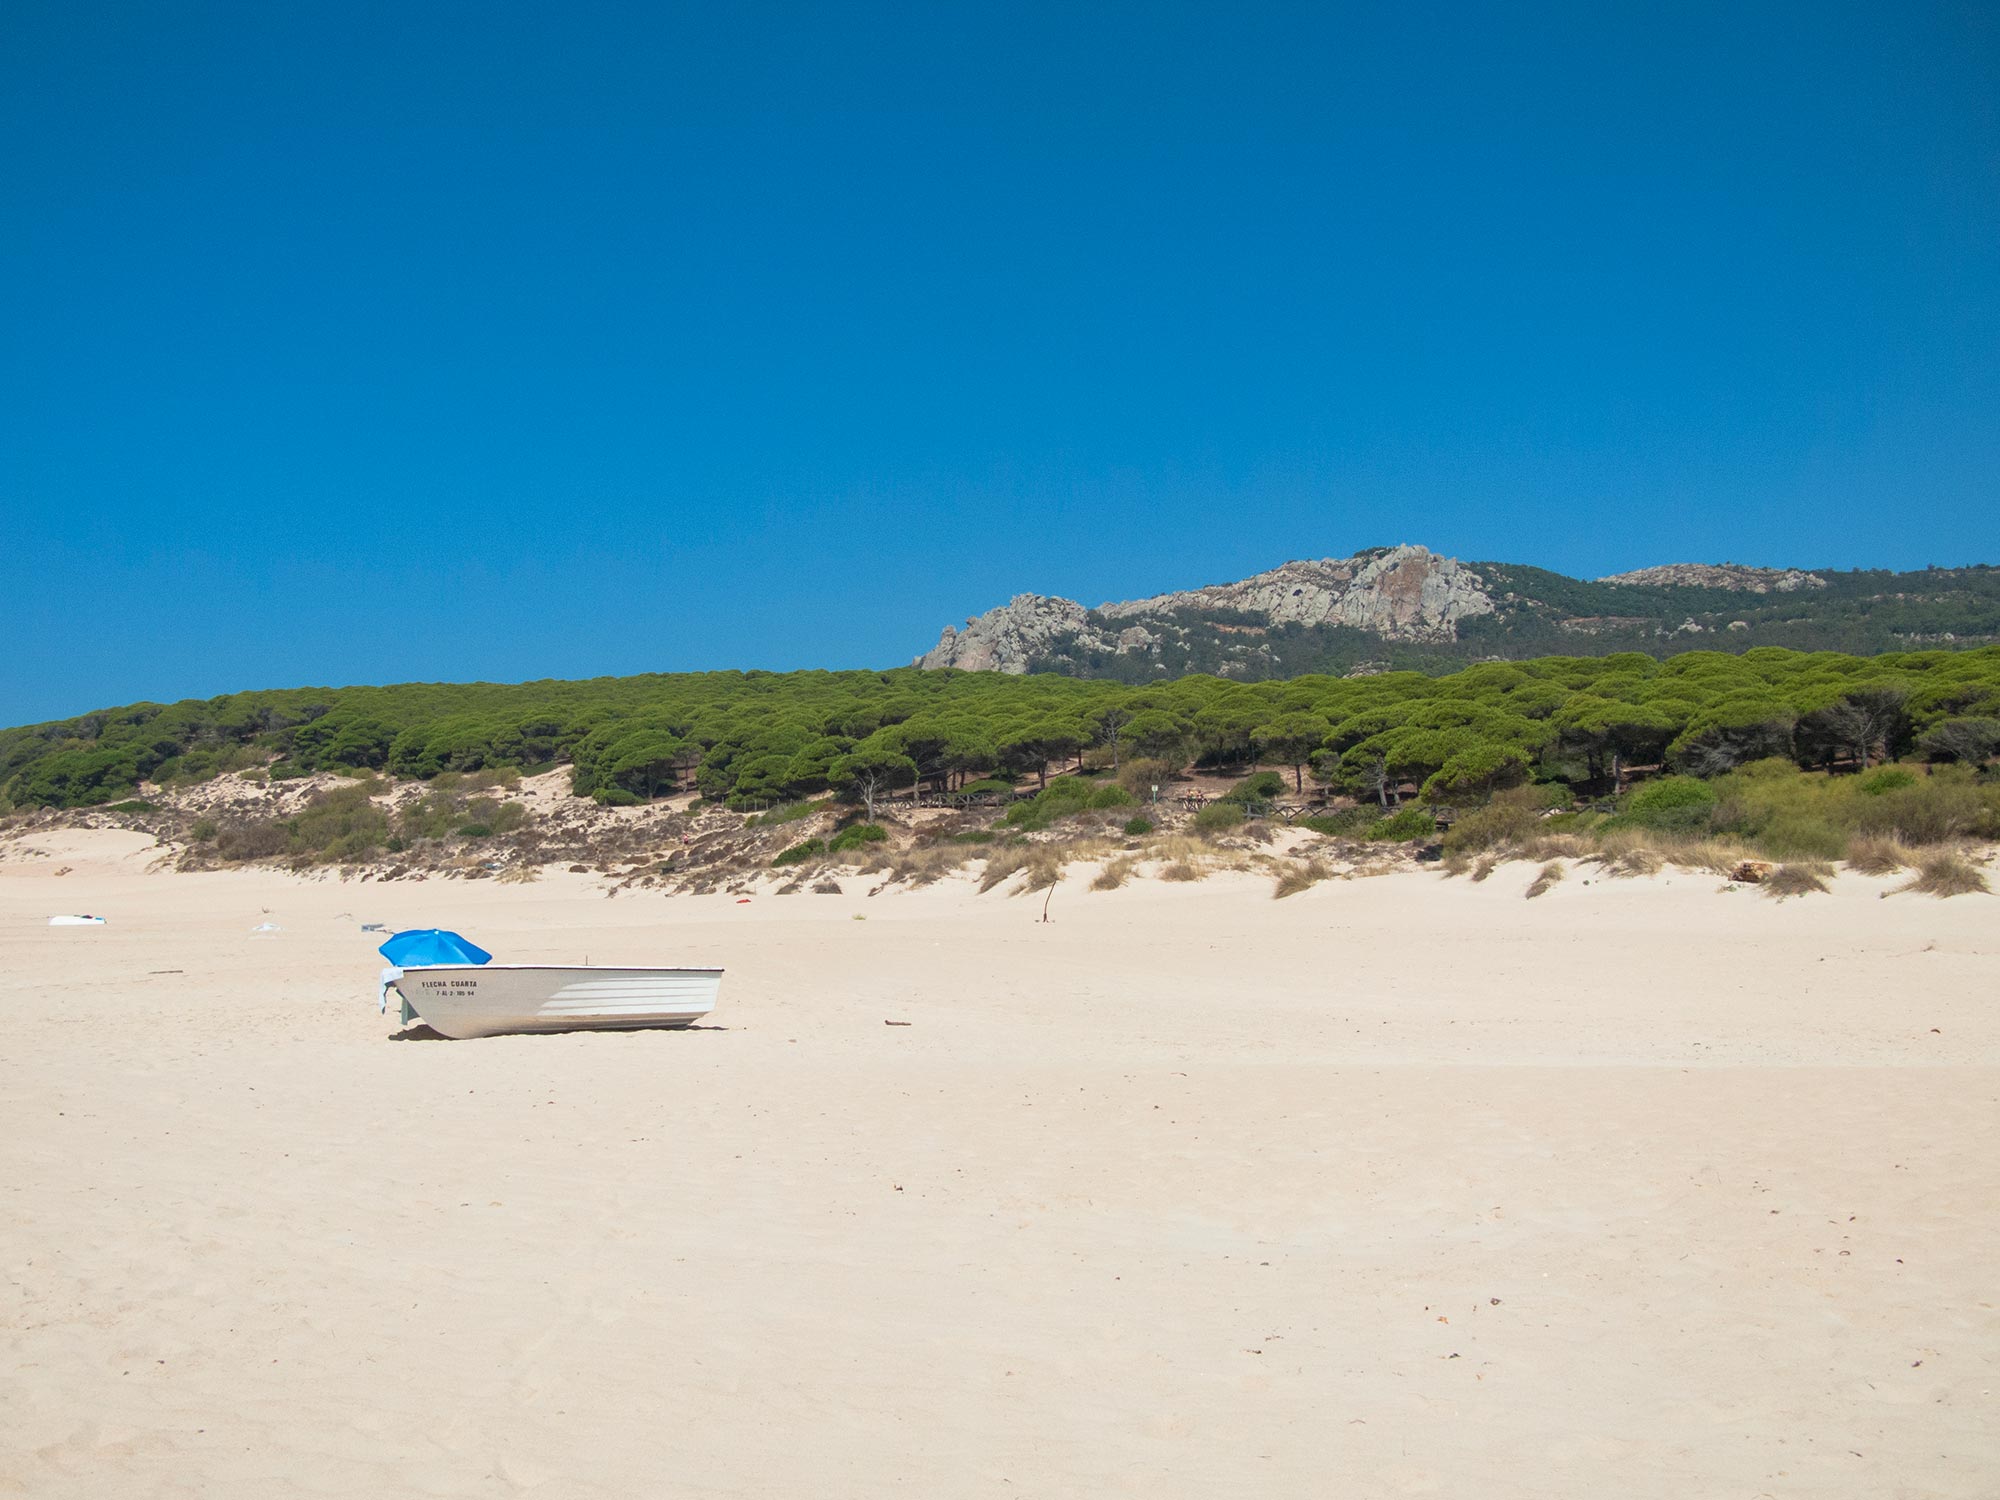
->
(918, 546), (1491, 672)
(1094, 547), (1494, 640)
(916, 546), (2000, 681)
(1596, 563), (1827, 593)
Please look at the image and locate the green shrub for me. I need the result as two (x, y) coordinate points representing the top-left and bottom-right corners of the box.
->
(324, 830), (382, 862)
(1441, 784), (1584, 853)
(1755, 814), (1847, 861)
(959, 778), (1014, 796)
(1539, 810), (1598, 833)
(1222, 771), (1286, 805)
(216, 820), (289, 861)
(828, 822), (888, 852)
(1442, 793), (1541, 854)
(1003, 802), (1053, 832)
(593, 787), (643, 807)
(290, 785), (389, 859)
(446, 796), (526, 838)
(1040, 777), (1098, 808)
(746, 798), (830, 827)
(1852, 770), (1986, 844)
(1857, 766), (1919, 796)
(1191, 801), (1244, 832)
(1370, 807), (1437, 842)
(773, 838), (827, 867)
(1622, 775), (1719, 832)
(1122, 815), (1153, 836)
(1004, 776), (1131, 830)
(189, 817), (218, 842)
(151, 744), (261, 787)
(1114, 758), (1176, 798)
(398, 791), (459, 840)
(269, 761), (308, 780)
(1299, 806), (1380, 837)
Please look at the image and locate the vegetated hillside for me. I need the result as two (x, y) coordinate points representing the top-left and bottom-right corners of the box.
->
(5, 648), (2000, 827)
(914, 545), (2000, 681)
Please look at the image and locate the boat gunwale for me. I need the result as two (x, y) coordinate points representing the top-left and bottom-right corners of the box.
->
(394, 963), (725, 974)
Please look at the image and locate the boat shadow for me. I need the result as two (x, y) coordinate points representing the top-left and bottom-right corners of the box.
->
(388, 1023), (731, 1042)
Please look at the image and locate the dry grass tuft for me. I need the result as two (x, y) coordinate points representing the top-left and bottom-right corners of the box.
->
(976, 846), (1032, 893)
(1893, 851), (1990, 899)
(1762, 862), (1832, 899)
(1685, 839), (1759, 876)
(1159, 860), (1204, 883)
(1516, 833), (1595, 863)
(1016, 849), (1064, 892)
(880, 844), (974, 889)
(1144, 833), (1212, 864)
(1471, 854), (1499, 883)
(496, 865), (540, 884)
(977, 845), (1064, 894)
(1589, 826), (1752, 877)
(1844, 836), (1915, 877)
(1524, 861), (1565, 899)
(1091, 857), (1136, 891)
(1596, 844), (1664, 878)
(1063, 837), (1118, 865)
(1273, 858), (1330, 899)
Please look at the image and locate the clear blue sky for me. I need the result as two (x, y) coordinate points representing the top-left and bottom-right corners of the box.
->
(4, 2), (1997, 727)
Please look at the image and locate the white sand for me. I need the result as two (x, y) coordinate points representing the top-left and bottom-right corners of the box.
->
(3, 829), (1996, 1497)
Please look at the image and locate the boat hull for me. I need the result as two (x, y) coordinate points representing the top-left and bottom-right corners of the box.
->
(393, 964), (721, 1039)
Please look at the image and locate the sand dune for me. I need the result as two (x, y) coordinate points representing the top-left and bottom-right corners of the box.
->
(3, 831), (1996, 1497)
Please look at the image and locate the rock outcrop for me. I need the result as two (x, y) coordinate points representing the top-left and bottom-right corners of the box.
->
(1099, 545), (1495, 639)
(915, 594), (1091, 673)
(1596, 563), (1827, 593)
(913, 548), (1994, 678)
(916, 545), (1497, 673)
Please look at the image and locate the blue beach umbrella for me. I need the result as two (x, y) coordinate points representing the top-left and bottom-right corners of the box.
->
(377, 928), (493, 967)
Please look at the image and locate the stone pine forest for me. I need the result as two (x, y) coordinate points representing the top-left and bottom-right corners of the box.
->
(5, 546), (2000, 822)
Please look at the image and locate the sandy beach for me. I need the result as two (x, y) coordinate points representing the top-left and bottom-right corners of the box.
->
(3, 828), (1996, 1498)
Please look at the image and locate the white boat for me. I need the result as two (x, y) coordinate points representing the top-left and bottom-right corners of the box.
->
(383, 963), (722, 1039)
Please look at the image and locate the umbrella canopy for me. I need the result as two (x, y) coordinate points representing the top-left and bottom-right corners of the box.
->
(378, 929), (493, 967)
